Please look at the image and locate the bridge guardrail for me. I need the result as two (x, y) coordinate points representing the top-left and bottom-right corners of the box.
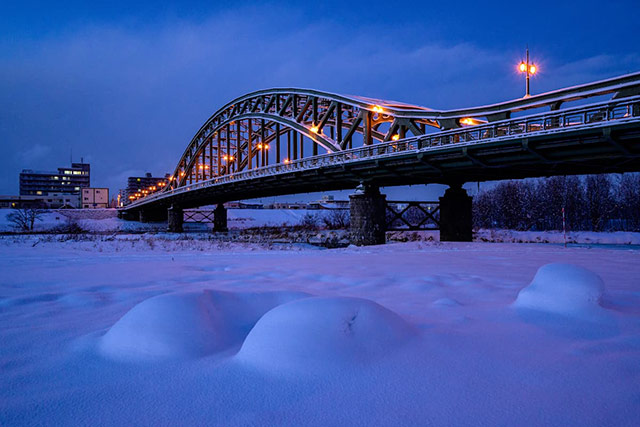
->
(129, 96), (640, 207)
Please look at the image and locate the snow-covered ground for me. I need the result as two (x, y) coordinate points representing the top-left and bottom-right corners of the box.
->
(1, 236), (639, 425)
(3, 208), (640, 246)
(0, 208), (333, 233)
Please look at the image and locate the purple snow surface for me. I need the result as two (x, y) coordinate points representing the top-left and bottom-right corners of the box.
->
(1, 237), (639, 426)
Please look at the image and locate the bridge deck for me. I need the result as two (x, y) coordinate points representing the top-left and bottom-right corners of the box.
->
(123, 95), (640, 213)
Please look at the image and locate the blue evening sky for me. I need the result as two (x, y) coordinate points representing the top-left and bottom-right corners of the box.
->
(1, 0), (639, 201)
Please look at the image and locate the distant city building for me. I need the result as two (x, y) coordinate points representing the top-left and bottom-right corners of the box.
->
(20, 162), (90, 196)
(81, 188), (109, 209)
(125, 172), (170, 202)
(317, 194), (349, 209)
(0, 193), (80, 209)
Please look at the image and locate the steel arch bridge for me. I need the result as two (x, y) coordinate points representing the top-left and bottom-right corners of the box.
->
(168, 89), (444, 190)
(125, 72), (640, 210)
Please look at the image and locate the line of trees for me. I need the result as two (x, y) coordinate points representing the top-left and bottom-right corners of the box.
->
(473, 173), (640, 232)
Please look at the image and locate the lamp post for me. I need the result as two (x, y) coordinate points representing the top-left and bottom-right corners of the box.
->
(518, 48), (537, 97)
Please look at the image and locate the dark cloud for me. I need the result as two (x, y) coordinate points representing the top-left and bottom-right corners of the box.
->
(1, 5), (638, 198)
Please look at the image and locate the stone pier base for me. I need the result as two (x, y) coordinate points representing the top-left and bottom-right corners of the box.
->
(439, 184), (473, 242)
(214, 203), (228, 232)
(139, 209), (167, 223)
(349, 185), (386, 246)
(167, 205), (183, 232)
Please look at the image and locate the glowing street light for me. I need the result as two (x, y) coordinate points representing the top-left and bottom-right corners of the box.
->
(372, 105), (384, 114)
(518, 47), (538, 97)
(391, 134), (400, 141)
(310, 125), (319, 133)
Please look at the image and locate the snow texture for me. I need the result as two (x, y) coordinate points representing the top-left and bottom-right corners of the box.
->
(1, 237), (639, 426)
(100, 290), (309, 360)
(236, 296), (416, 373)
(514, 263), (606, 319)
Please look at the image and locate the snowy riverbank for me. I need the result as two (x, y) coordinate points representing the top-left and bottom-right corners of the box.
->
(1, 239), (639, 425)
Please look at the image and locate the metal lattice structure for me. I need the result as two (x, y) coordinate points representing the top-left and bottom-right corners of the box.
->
(168, 89), (444, 189)
(386, 202), (440, 231)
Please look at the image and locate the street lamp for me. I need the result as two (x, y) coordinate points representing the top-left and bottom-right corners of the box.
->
(518, 47), (537, 97)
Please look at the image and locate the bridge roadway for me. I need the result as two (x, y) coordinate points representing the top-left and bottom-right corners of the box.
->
(121, 74), (640, 244)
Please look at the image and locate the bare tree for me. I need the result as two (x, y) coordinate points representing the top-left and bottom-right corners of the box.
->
(586, 174), (615, 231)
(6, 208), (45, 231)
(322, 209), (350, 229)
(617, 173), (640, 231)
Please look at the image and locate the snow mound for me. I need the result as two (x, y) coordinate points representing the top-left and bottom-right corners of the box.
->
(100, 290), (309, 360)
(514, 263), (606, 320)
(236, 297), (416, 373)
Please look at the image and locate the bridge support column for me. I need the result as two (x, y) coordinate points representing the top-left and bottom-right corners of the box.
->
(139, 209), (167, 223)
(167, 205), (183, 232)
(439, 183), (473, 242)
(349, 184), (386, 246)
(214, 203), (228, 232)
(118, 210), (134, 221)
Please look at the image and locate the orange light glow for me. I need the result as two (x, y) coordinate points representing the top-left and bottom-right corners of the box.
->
(391, 134), (400, 141)
(372, 105), (384, 113)
(310, 125), (319, 133)
(257, 143), (263, 149)
(519, 62), (527, 73)
(229, 156), (235, 161)
(529, 65), (537, 74)
(283, 158), (290, 164)
(460, 118), (474, 125)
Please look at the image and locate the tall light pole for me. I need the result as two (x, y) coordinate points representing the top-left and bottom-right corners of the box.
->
(518, 47), (537, 97)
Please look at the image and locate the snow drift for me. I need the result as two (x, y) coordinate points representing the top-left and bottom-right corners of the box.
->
(514, 263), (607, 320)
(236, 296), (416, 373)
(100, 290), (309, 360)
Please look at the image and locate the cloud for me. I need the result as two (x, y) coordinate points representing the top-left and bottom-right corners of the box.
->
(15, 144), (53, 164)
(0, 5), (638, 196)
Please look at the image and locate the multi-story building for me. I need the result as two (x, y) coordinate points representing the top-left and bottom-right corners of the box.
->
(125, 172), (170, 201)
(81, 188), (109, 209)
(19, 162), (90, 196)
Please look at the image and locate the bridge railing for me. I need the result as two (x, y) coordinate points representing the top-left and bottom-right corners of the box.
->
(131, 96), (640, 207)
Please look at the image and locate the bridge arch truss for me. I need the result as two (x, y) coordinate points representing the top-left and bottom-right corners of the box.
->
(169, 89), (441, 189)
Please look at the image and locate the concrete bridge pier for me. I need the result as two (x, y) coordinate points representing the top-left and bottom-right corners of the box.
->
(118, 210), (134, 220)
(214, 203), (228, 232)
(349, 184), (386, 246)
(167, 205), (183, 232)
(139, 208), (167, 223)
(439, 183), (473, 242)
